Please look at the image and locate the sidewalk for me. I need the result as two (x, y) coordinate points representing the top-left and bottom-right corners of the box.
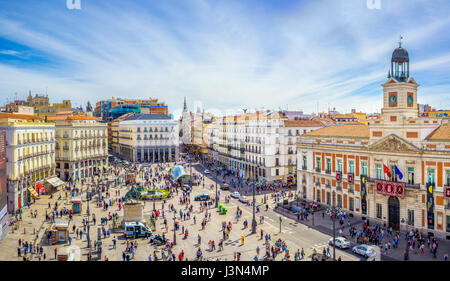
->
(274, 200), (450, 261)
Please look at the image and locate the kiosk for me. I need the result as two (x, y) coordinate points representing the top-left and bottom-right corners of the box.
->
(47, 220), (69, 245)
(71, 197), (82, 214)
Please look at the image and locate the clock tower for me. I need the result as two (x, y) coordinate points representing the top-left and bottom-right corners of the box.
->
(381, 38), (419, 121)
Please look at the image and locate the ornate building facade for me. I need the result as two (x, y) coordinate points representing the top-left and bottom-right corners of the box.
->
(297, 43), (450, 238)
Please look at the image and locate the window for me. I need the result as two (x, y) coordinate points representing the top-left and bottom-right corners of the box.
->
(376, 203), (382, 219)
(361, 162), (367, 176)
(326, 192), (331, 205)
(408, 168), (415, 184)
(303, 156), (307, 169)
(447, 170), (450, 186)
(137, 135), (141, 140)
(326, 158), (331, 172)
(349, 161), (355, 174)
(428, 169), (435, 184)
(408, 210), (414, 226)
(337, 159), (343, 172)
(337, 194), (342, 208)
(316, 157), (321, 171)
(275, 169), (279, 176)
(349, 197), (354, 211)
(447, 216), (450, 233)
(316, 189), (321, 202)
(376, 164), (382, 179)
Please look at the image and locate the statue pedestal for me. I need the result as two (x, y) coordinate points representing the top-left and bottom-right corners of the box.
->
(123, 202), (144, 223)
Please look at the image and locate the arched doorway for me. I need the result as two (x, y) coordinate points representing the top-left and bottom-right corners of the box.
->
(388, 196), (400, 230)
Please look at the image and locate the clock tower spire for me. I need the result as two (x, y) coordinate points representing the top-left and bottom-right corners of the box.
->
(381, 39), (418, 121)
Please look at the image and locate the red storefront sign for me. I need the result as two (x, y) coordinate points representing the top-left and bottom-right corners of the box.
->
(375, 179), (405, 198)
(336, 171), (342, 182)
(444, 186), (450, 199)
(348, 173), (354, 185)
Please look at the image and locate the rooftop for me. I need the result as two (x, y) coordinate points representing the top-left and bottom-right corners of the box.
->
(124, 113), (172, 121)
(301, 124), (370, 139)
(284, 120), (323, 127)
(0, 113), (44, 120)
(47, 115), (101, 121)
(425, 124), (450, 141)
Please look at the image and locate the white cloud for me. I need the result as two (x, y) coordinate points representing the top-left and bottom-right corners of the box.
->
(0, 0), (449, 114)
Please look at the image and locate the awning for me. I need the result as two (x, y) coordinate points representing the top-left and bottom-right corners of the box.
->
(46, 177), (65, 187)
(27, 186), (39, 198)
(36, 182), (46, 193)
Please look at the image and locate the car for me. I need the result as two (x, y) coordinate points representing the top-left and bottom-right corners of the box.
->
(204, 169), (210, 174)
(150, 235), (167, 246)
(221, 184), (230, 190)
(352, 244), (376, 258)
(328, 237), (351, 249)
(195, 194), (210, 201)
(230, 191), (240, 199)
(239, 195), (249, 204)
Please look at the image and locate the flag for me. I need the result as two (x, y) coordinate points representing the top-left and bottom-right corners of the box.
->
(394, 165), (403, 180)
(383, 164), (391, 178)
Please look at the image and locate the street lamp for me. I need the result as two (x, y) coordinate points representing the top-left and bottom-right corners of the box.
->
(215, 170), (219, 208)
(332, 201), (336, 261)
(251, 176), (257, 234)
(173, 209), (177, 245)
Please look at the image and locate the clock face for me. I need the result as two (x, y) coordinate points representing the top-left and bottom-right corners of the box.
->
(407, 95), (414, 105)
(389, 94), (397, 106)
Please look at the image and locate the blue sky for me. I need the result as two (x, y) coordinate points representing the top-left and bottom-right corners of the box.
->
(0, 0), (450, 119)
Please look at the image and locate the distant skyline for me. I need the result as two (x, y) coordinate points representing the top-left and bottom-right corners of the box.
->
(1, 0), (450, 119)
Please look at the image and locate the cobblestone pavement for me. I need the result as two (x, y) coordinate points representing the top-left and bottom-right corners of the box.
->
(0, 161), (360, 261)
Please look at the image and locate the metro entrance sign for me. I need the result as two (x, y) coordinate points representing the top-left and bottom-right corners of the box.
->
(375, 179), (405, 198)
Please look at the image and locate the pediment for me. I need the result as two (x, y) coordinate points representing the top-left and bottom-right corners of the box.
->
(383, 77), (398, 85)
(406, 77), (418, 85)
(369, 134), (421, 153)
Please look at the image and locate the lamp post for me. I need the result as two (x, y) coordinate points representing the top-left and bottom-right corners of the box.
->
(215, 170), (219, 208)
(251, 176), (257, 234)
(332, 202), (336, 261)
(173, 209), (177, 245)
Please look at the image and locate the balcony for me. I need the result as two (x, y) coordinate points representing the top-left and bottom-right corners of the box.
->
(315, 167), (321, 173)
(348, 187), (354, 194)
(63, 146), (70, 151)
(336, 186), (342, 191)
(326, 183), (331, 189)
(445, 204), (450, 210)
(405, 183), (420, 190)
(302, 166), (307, 171)
(315, 180), (320, 186)
(325, 169), (331, 174)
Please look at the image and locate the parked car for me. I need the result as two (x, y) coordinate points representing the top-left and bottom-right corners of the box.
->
(289, 205), (302, 213)
(221, 184), (230, 190)
(239, 195), (249, 204)
(230, 191), (240, 199)
(204, 169), (210, 174)
(328, 237), (351, 249)
(352, 244), (376, 258)
(195, 194), (210, 201)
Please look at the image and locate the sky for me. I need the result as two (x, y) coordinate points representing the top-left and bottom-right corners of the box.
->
(0, 0), (450, 119)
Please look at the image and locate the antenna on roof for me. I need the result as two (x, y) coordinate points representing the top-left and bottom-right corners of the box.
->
(399, 35), (403, 48)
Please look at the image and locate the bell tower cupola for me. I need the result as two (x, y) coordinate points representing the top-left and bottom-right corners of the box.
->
(388, 36), (410, 81)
